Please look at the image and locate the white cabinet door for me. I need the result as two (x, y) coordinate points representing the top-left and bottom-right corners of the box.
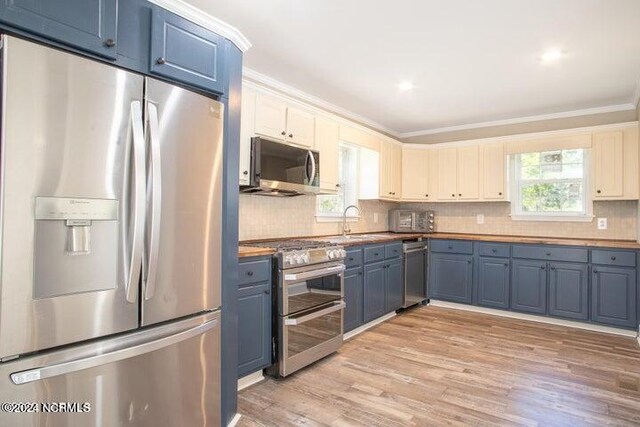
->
(437, 148), (457, 200)
(482, 143), (506, 200)
(315, 117), (340, 191)
(286, 106), (315, 147)
(390, 142), (402, 199)
(593, 131), (624, 198)
(380, 140), (401, 199)
(239, 87), (256, 186)
(401, 147), (429, 200)
(457, 145), (480, 200)
(254, 93), (287, 141)
(426, 150), (439, 201)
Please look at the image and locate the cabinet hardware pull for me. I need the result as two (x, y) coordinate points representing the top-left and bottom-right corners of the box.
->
(448, 246), (453, 249)
(425, 194), (429, 197)
(540, 265), (546, 269)
(498, 192), (502, 196)
(374, 253), (379, 256)
(156, 57), (166, 64)
(104, 38), (116, 47)
(546, 253), (551, 256)
(596, 190), (602, 194)
(492, 249), (497, 253)
(459, 194), (462, 197)
(336, 184), (340, 188)
(348, 257), (354, 261)
(467, 260), (471, 264)
(288, 134), (293, 138)
(281, 131), (286, 136)
(504, 263), (509, 267)
(611, 256), (616, 261)
(243, 170), (248, 175)
(593, 269), (598, 273)
(264, 289), (270, 295)
(452, 194), (455, 197)
(550, 266), (556, 270)
(358, 272), (363, 276)
(247, 271), (254, 276)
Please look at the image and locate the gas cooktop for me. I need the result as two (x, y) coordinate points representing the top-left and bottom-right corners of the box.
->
(245, 239), (346, 268)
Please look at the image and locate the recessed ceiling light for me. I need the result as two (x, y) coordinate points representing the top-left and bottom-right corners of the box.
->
(397, 81), (414, 91)
(540, 48), (563, 63)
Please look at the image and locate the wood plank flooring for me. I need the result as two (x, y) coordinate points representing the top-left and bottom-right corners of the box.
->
(237, 306), (640, 427)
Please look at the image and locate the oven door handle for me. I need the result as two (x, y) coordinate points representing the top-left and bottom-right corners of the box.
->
(284, 301), (346, 326)
(284, 264), (345, 282)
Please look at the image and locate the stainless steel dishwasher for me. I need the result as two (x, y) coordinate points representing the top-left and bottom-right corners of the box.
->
(402, 240), (428, 308)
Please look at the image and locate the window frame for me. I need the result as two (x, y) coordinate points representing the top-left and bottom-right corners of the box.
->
(510, 149), (594, 222)
(315, 143), (360, 222)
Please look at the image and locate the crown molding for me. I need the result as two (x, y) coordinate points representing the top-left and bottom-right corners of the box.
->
(148, 0), (251, 52)
(242, 67), (400, 137)
(399, 103), (637, 139)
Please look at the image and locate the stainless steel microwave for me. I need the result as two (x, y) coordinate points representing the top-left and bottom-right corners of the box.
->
(389, 210), (435, 233)
(241, 137), (321, 196)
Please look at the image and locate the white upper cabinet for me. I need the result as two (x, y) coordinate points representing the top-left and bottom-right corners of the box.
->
(254, 93), (315, 148)
(380, 139), (401, 200)
(286, 107), (315, 147)
(592, 129), (639, 200)
(482, 143), (506, 200)
(456, 145), (480, 200)
(239, 86), (257, 186)
(401, 147), (431, 201)
(437, 147), (458, 200)
(314, 116), (340, 192)
(254, 93), (287, 141)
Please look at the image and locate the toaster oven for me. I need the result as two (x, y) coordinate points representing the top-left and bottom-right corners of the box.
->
(389, 210), (435, 233)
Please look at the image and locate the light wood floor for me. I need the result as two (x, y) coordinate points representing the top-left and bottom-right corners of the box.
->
(237, 306), (640, 427)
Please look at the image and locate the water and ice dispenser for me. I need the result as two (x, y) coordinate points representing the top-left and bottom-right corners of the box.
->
(34, 197), (119, 299)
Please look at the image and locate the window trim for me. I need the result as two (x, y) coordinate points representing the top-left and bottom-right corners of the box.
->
(315, 142), (360, 221)
(510, 149), (594, 222)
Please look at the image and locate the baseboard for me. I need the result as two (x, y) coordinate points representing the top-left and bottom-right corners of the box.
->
(227, 413), (242, 427)
(343, 312), (396, 340)
(237, 370), (265, 391)
(429, 300), (637, 338)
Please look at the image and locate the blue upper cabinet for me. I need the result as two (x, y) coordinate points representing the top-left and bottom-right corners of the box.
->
(150, 7), (225, 94)
(0, 0), (118, 59)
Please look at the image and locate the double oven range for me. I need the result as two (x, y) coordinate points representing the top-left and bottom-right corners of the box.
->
(247, 240), (346, 377)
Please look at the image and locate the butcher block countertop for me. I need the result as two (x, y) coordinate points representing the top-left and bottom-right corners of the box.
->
(238, 245), (276, 258)
(427, 232), (640, 249)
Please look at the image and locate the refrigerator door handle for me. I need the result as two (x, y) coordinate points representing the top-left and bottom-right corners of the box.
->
(9, 316), (219, 385)
(144, 102), (162, 301)
(123, 100), (146, 304)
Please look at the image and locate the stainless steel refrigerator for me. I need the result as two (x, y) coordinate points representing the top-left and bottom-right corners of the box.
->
(0, 36), (224, 426)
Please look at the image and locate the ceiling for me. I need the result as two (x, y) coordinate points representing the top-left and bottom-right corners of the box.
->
(188, 0), (640, 136)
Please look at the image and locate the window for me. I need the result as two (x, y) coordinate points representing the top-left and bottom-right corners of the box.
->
(511, 149), (592, 221)
(316, 143), (359, 220)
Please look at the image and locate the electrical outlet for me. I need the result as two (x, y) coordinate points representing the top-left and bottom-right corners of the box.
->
(597, 218), (607, 230)
(373, 213), (378, 224)
(477, 214), (484, 225)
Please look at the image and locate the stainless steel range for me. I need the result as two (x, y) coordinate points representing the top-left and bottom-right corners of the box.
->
(247, 240), (346, 377)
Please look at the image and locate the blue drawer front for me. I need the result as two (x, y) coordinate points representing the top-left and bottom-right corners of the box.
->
(384, 242), (402, 259)
(430, 239), (473, 255)
(364, 245), (385, 264)
(345, 248), (363, 268)
(238, 258), (271, 287)
(150, 8), (225, 93)
(512, 245), (588, 263)
(591, 249), (636, 267)
(477, 242), (510, 258)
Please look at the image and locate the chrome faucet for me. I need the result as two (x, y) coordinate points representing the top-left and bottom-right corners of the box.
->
(342, 204), (360, 237)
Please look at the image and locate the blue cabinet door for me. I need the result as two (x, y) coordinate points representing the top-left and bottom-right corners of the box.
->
(385, 258), (403, 313)
(511, 259), (547, 314)
(548, 262), (588, 321)
(363, 261), (386, 322)
(0, 0), (118, 59)
(237, 282), (271, 377)
(477, 257), (510, 309)
(591, 266), (637, 328)
(344, 267), (364, 332)
(150, 7), (225, 94)
(429, 253), (473, 304)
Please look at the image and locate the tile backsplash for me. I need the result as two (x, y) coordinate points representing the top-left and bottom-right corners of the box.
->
(400, 201), (637, 240)
(239, 194), (638, 241)
(239, 195), (393, 241)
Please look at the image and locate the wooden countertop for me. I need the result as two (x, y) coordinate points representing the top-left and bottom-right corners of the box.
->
(239, 245), (276, 258)
(240, 232), (640, 256)
(427, 232), (640, 249)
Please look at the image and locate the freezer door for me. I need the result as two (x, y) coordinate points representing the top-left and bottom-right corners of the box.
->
(0, 311), (221, 427)
(0, 37), (145, 359)
(142, 78), (224, 326)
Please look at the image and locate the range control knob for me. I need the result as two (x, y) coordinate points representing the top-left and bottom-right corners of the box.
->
(302, 253), (310, 263)
(339, 249), (347, 258)
(328, 250), (335, 259)
(284, 255), (293, 265)
(294, 254), (303, 264)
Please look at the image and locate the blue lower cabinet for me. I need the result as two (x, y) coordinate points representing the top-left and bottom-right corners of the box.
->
(344, 267), (364, 332)
(150, 7), (225, 93)
(429, 253), (473, 304)
(548, 262), (588, 321)
(510, 259), (547, 314)
(0, 0), (118, 59)
(384, 258), (403, 313)
(591, 266), (637, 328)
(237, 281), (271, 377)
(477, 257), (510, 309)
(364, 261), (386, 322)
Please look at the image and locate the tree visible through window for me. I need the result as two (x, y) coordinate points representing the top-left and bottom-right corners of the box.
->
(316, 144), (358, 218)
(512, 149), (590, 219)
